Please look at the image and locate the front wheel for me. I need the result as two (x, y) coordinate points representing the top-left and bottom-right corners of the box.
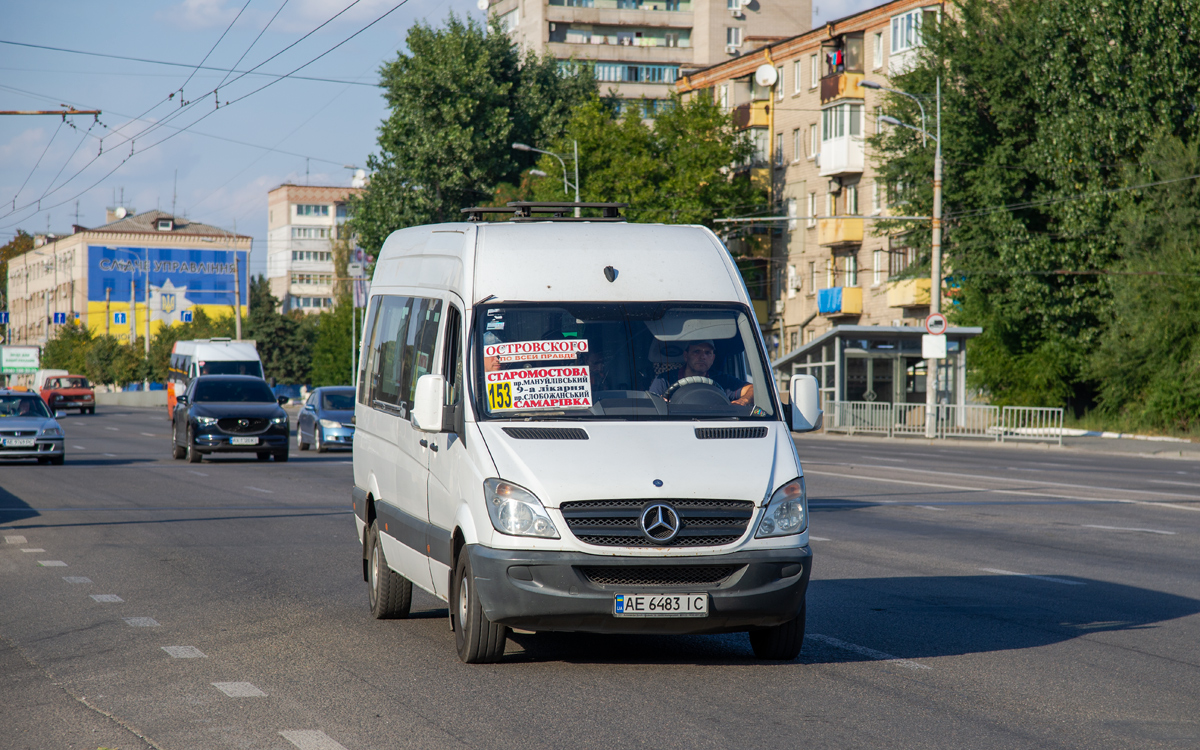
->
(49, 455), (64, 466)
(171, 440), (186, 460)
(748, 604), (806, 661)
(367, 521), (412, 619)
(453, 552), (508, 664)
(274, 449), (289, 462)
(315, 428), (326, 453)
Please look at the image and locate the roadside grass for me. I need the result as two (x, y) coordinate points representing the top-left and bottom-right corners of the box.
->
(1063, 411), (1200, 442)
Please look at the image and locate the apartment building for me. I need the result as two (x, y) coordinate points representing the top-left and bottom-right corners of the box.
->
(4, 209), (249, 347)
(677, 0), (980, 408)
(488, 0), (811, 114)
(265, 184), (363, 313)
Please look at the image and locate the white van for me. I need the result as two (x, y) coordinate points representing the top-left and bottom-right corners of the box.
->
(352, 204), (823, 664)
(167, 338), (263, 416)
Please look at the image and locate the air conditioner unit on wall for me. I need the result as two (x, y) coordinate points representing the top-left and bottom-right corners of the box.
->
(726, 44), (739, 55)
(730, 8), (744, 17)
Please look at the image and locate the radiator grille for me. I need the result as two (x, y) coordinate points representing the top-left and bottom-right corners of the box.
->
(694, 427), (768, 439)
(579, 565), (738, 587)
(217, 418), (269, 434)
(559, 498), (754, 548)
(502, 427), (589, 440)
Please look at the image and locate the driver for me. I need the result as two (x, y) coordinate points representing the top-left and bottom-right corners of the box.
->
(648, 340), (753, 406)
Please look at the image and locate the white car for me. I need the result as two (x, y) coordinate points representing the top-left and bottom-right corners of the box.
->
(351, 204), (822, 663)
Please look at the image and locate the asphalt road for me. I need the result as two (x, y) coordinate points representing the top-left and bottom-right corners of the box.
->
(2, 408), (1198, 750)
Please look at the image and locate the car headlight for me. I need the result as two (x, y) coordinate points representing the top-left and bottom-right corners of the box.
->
(755, 477), (807, 538)
(319, 418), (340, 429)
(483, 479), (559, 539)
(271, 415), (289, 425)
(39, 425), (64, 437)
(195, 416), (218, 427)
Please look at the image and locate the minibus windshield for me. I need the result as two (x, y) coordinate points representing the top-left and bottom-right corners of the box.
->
(198, 360), (264, 378)
(474, 303), (776, 421)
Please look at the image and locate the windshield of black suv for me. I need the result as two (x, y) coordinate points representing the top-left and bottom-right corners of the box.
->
(474, 303), (777, 421)
(0, 395), (52, 418)
(198, 360), (264, 378)
(193, 379), (276, 403)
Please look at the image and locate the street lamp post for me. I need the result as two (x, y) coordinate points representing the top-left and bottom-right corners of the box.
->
(875, 77), (943, 438)
(513, 142), (580, 217)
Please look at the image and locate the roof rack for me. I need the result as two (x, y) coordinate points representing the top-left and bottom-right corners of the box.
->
(461, 202), (628, 222)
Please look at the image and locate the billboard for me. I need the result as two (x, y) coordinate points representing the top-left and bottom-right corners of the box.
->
(86, 245), (248, 335)
(1, 346), (40, 374)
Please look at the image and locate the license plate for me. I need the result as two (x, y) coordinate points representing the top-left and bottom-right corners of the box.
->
(230, 437), (258, 446)
(2, 438), (35, 447)
(614, 593), (709, 618)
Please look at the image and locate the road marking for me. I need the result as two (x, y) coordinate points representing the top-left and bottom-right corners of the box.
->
(979, 568), (1085, 586)
(188, 470), (208, 477)
(213, 682), (266, 697)
(1082, 524), (1175, 535)
(809, 536), (831, 541)
(916, 505), (945, 512)
(5, 535), (27, 544)
(162, 646), (205, 658)
(280, 730), (350, 750)
(807, 634), (931, 670)
(124, 617), (160, 627)
(245, 486), (274, 494)
(72, 445), (86, 450)
(91, 594), (124, 602)
(140, 432), (156, 437)
(1149, 479), (1200, 489)
(63, 576), (91, 584)
(21, 548), (46, 552)
(104, 453), (117, 457)
(38, 560), (67, 567)
(105, 427), (119, 431)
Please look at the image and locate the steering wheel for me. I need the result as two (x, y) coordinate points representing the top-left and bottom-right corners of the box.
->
(663, 376), (717, 400)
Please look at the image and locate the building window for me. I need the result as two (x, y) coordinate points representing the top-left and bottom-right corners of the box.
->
(873, 32), (884, 68)
(295, 204), (330, 217)
(846, 184), (858, 215)
(726, 27), (742, 48)
(809, 54), (818, 88)
(776, 66), (784, 100)
(809, 261), (817, 292)
(787, 197), (798, 231)
(889, 245), (917, 278)
(873, 249), (884, 285)
(775, 132), (783, 166)
(793, 59), (802, 93)
(291, 227), (329, 239)
(719, 84), (729, 109)
(874, 105), (883, 135)
(807, 192), (817, 227)
(291, 250), (333, 262)
(826, 258), (835, 289)
(809, 123), (818, 158)
(291, 273), (333, 286)
(594, 62), (679, 83)
(787, 263), (798, 298)
(792, 128), (800, 162)
(826, 192), (836, 219)
(892, 9), (923, 54)
(871, 182), (881, 213)
(822, 103), (863, 142)
(844, 254), (858, 286)
(499, 7), (519, 32)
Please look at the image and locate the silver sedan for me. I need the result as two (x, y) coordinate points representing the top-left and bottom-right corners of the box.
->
(0, 390), (66, 465)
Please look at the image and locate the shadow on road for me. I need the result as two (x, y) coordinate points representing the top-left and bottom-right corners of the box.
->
(493, 573), (1200, 666)
(0, 484), (38, 526)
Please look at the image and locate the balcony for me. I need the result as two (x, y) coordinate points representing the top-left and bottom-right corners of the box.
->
(820, 72), (864, 104)
(817, 217), (863, 247)
(818, 136), (864, 177)
(818, 287), (862, 316)
(886, 277), (931, 308)
(732, 101), (770, 130)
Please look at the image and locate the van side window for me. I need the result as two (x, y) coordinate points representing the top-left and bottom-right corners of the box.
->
(442, 306), (463, 407)
(357, 296), (382, 405)
(367, 296), (414, 410)
(399, 299), (443, 411)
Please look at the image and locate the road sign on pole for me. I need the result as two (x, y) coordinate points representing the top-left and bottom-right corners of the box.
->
(114, 312), (127, 325)
(925, 312), (947, 336)
(53, 312), (67, 325)
(181, 310), (193, 323)
(0, 312), (8, 324)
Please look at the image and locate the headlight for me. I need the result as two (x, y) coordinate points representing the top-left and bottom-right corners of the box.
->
(755, 477), (807, 538)
(319, 418), (340, 429)
(195, 416), (218, 427)
(272, 415), (289, 425)
(39, 425), (63, 437)
(483, 479), (559, 539)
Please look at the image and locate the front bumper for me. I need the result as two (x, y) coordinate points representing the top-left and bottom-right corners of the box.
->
(467, 544), (812, 635)
(319, 426), (354, 447)
(0, 439), (64, 460)
(193, 432), (288, 453)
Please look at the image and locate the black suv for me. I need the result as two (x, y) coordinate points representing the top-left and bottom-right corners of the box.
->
(171, 375), (290, 463)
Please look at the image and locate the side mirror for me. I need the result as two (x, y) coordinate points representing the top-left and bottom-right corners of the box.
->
(789, 374), (823, 433)
(277, 396), (289, 406)
(54, 410), (67, 418)
(177, 395), (189, 405)
(412, 374), (445, 433)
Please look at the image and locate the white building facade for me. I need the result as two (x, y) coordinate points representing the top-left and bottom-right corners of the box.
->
(266, 184), (363, 313)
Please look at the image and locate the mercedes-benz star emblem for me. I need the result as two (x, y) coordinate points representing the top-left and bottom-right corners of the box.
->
(639, 503), (680, 543)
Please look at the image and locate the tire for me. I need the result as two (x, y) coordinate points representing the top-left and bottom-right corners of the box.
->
(88, 407), (95, 414)
(49, 455), (64, 465)
(315, 427), (326, 453)
(186, 427), (203, 463)
(297, 428), (309, 451)
(256, 452), (271, 461)
(453, 551), (508, 664)
(274, 449), (289, 462)
(749, 604), (806, 661)
(171, 440), (186, 460)
(37, 457), (49, 465)
(367, 521), (412, 619)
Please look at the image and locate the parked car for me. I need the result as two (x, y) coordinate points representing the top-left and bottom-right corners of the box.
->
(171, 375), (290, 463)
(40, 374), (96, 414)
(0, 389), (65, 464)
(297, 386), (355, 452)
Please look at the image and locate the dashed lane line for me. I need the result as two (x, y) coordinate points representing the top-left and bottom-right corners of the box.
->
(38, 560), (67, 567)
(280, 730), (351, 750)
(72, 445), (86, 450)
(90, 594), (124, 602)
(1149, 479), (1200, 489)
(213, 682), (267, 697)
(162, 646), (206, 658)
(140, 432), (156, 437)
(916, 505), (946, 512)
(21, 548), (46, 553)
(188, 470), (208, 477)
(4, 535), (27, 544)
(245, 486), (274, 494)
(63, 576), (91, 584)
(1082, 524), (1176, 535)
(979, 568), (1085, 586)
(105, 427), (119, 431)
(809, 536), (831, 541)
(807, 634), (931, 670)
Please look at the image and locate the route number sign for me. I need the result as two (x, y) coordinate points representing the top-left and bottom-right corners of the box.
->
(925, 312), (947, 336)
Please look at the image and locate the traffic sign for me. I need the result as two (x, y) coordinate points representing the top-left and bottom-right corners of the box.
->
(181, 310), (193, 323)
(925, 312), (948, 336)
(114, 312), (127, 325)
(53, 312), (67, 325)
(0, 312), (8, 324)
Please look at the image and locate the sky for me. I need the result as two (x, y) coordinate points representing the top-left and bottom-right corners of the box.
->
(1, 0), (871, 278)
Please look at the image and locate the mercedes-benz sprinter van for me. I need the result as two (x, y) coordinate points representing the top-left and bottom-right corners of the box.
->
(352, 204), (823, 663)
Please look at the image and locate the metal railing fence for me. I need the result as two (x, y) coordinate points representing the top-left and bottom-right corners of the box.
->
(825, 402), (1063, 445)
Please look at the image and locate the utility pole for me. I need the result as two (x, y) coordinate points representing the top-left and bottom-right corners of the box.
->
(924, 77), (943, 439)
(129, 277), (136, 347)
(233, 255), (243, 340)
(143, 252), (150, 356)
(105, 288), (111, 336)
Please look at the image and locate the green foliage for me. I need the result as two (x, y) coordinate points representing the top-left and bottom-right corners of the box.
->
(145, 306), (234, 382)
(1091, 136), (1200, 433)
(85, 335), (143, 387)
(349, 14), (596, 251)
(42, 320), (94, 375)
(1, 230), (33, 309)
(530, 94), (763, 227)
(872, 0), (1200, 410)
(309, 295), (357, 387)
(243, 276), (315, 384)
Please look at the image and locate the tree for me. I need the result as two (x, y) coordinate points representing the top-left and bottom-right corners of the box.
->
(42, 320), (94, 375)
(1, 230), (33, 313)
(243, 276), (315, 384)
(86, 335), (143, 387)
(530, 95), (763, 227)
(145, 306), (234, 382)
(349, 14), (596, 252)
(310, 295), (356, 387)
(871, 0), (1200, 409)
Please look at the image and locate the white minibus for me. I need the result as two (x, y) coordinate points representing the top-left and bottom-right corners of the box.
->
(352, 204), (822, 663)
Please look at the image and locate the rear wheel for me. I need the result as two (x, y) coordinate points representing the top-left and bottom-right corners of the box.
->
(49, 455), (64, 465)
(748, 604), (806, 661)
(186, 428), (203, 463)
(256, 452), (271, 461)
(274, 448), (289, 462)
(297, 429), (309, 451)
(453, 551), (508, 664)
(367, 521), (412, 619)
